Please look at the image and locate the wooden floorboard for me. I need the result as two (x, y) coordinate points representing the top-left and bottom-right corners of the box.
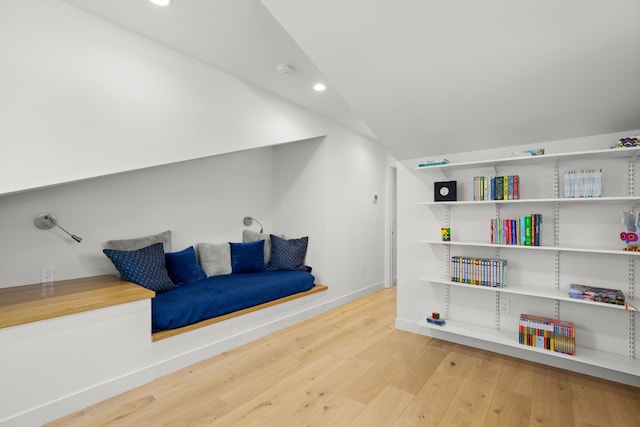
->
(46, 286), (640, 427)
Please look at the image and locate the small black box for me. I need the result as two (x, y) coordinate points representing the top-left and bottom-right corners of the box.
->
(434, 181), (457, 202)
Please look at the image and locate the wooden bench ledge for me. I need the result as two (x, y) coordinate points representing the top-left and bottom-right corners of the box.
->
(152, 284), (328, 341)
(0, 275), (155, 329)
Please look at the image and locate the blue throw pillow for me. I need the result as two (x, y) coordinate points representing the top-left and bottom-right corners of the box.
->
(165, 246), (207, 285)
(230, 240), (265, 274)
(103, 242), (176, 293)
(268, 234), (308, 271)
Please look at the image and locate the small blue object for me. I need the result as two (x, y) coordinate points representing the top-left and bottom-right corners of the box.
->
(427, 317), (446, 326)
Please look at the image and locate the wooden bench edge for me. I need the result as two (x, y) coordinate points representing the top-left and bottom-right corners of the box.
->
(151, 284), (328, 341)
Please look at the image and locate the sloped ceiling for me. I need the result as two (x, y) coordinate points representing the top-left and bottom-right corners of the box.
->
(60, 0), (640, 160)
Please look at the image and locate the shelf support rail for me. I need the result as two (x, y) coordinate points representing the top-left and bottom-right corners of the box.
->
(445, 206), (451, 319)
(629, 160), (636, 359)
(494, 203), (501, 329)
(554, 167), (561, 319)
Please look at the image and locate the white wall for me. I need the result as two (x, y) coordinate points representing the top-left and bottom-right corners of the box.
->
(0, 0), (393, 425)
(273, 132), (391, 296)
(396, 129), (640, 386)
(0, 0), (327, 196)
(0, 147), (274, 287)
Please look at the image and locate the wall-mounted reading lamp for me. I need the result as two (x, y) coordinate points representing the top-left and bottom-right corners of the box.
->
(34, 213), (83, 243)
(243, 216), (263, 233)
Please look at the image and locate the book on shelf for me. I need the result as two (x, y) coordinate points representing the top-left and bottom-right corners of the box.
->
(568, 283), (625, 305)
(473, 175), (519, 201)
(563, 169), (602, 198)
(501, 148), (545, 157)
(417, 159), (449, 168)
(519, 314), (575, 356)
(491, 214), (541, 246)
(450, 256), (507, 287)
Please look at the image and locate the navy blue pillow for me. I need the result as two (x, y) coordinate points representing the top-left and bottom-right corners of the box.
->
(268, 234), (308, 271)
(103, 242), (176, 293)
(165, 246), (207, 285)
(230, 240), (265, 274)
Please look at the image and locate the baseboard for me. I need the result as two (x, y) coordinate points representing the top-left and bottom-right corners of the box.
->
(5, 282), (384, 427)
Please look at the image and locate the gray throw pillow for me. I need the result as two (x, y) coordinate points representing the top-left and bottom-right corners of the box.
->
(105, 230), (172, 252)
(197, 242), (232, 276)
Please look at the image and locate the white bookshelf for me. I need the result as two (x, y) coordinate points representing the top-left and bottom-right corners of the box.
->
(412, 145), (640, 383)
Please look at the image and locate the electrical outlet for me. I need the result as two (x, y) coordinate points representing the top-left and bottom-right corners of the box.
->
(360, 264), (365, 275)
(500, 298), (510, 315)
(41, 265), (54, 284)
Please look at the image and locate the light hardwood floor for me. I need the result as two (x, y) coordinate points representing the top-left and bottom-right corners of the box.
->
(47, 287), (640, 426)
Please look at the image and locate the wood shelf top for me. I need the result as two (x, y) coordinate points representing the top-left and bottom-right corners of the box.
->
(0, 275), (155, 329)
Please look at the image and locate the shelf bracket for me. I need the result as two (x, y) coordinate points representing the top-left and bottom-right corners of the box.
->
(441, 169), (450, 179)
(495, 291), (500, 330)
(629, 162), (635, 197)
(492, 162), (498, 175)
(628, 257), (636, 359)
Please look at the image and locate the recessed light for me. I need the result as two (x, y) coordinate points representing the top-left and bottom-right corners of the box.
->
(149, 0), (171, 6)
(313, 83), (326, 92)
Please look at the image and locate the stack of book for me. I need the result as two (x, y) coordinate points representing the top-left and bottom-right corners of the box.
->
(563, 169), (602, 198)
(569, 283), (625, 305)
(490, 214), (542, 245)
(519, 314), (575, 356)
(450, 256), (507, 287)
(417, 159), (449, 168)
(473, 175), (519, 201)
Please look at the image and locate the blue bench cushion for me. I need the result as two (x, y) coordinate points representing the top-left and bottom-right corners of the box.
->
(151, 270), (315, 332)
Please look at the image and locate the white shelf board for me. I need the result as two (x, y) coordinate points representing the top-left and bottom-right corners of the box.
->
(415, 147), (640, 172)
(419, 196), (640, 207)
(418, 275), (638, 312)
(419, 240), (640, 256)
(416, 317), (640, 376)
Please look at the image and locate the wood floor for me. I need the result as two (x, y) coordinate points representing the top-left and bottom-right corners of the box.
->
(47, 287), (640, 427)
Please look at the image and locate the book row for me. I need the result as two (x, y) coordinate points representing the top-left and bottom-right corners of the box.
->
(563, 169), (602, 198)
(490, 214), (542, 246)
(569, 283), (625, 305)
(519, 314), (576, 356)
(450, 256), (507, 287)
(473, 175), (519, 201)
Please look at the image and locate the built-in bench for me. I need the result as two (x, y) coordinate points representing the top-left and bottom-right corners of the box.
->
(0, 275), (328, 341)
(0, 275), (155, 329)
(151, 283), (328, 341)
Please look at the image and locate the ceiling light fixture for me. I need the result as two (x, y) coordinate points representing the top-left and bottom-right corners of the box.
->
(149, 0), (172, 6)
(313, 83), (327, 92)
(276, 63), (295, 77)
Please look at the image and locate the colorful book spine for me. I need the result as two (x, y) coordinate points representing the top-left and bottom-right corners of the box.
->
(563, 169), (603, 198)
(474, 175), (520, 200)
(450, 256), (507, 287)
(490, 214), (542, 246)
(519, 314), (575, 355)
(494, 176), (504, 200)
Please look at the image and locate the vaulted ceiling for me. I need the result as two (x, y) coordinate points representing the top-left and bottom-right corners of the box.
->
(60, 0), (640, 160)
